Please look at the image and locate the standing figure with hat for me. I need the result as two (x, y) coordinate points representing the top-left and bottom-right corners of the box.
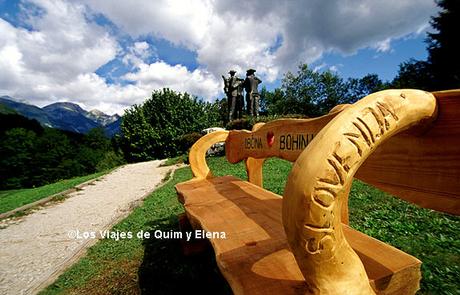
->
(222, 70), (244, 121)
(243, 69), (262, 117)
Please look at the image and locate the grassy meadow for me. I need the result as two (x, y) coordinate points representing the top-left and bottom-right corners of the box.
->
(0, 170), (109, 215)
(41, 157), (459, 295)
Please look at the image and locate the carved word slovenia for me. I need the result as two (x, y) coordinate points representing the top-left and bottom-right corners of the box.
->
(304, 99), (400, 255)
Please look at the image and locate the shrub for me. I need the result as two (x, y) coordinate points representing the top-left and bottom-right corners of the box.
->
(176, 132), (202, 154)
(225, 114), (308, 131)
(120, 88), (221, 161)
(226, 118), (253, 130)
(96, 150), (126, 172)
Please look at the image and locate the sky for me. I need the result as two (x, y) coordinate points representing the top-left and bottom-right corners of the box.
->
(0, 0), (438, 115)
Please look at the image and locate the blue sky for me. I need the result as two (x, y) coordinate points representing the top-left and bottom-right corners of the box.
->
(317, 34), (429, 81)
(0, 0), (437, 114)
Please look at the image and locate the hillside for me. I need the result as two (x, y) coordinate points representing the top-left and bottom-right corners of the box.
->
(0, 96), (121, 135)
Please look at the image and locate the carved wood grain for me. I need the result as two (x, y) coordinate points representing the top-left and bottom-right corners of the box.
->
(225, 110), (345, 164)
(246, 122), (266, 187)
(282, 89), (437, 294)
(356, 89), (460, 215)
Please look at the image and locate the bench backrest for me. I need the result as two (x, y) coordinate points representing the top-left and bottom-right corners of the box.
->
(226, 105), (347, 163)
(224, 90), (460, 215)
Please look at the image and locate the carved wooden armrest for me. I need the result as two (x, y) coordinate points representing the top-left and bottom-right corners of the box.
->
(282, 89), (437, 294)
(189, 130), (229, 180)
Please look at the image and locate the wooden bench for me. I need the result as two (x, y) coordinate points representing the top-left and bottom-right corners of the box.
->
(175, 89), (460, 294)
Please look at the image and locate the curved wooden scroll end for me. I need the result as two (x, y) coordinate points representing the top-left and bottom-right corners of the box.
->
(189, 130), (229, 180)
(282, 89), (437, 294)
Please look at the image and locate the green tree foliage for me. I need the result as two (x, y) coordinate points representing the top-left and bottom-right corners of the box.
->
(31, 128), (76, 185)
(216, 98), (230, 125)
(75, 128), (113, 173)
(0, 113), (125, 190)
(0, 113), (43, 135)
(261, 87), (289, 116)
(261, 64), (387, 117)
(391, 59), (433, 90)
(120, 88), (220, 161)
(427, 0), (460, 90)
(0, 128), (38, 188)
(392, 0), (459, 90)
(176, 132), (203, 154)
(347, 74), (388, 103)
(268, 64), (350, 117)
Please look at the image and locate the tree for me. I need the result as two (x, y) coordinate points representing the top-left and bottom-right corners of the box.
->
(392, 0), (459, 91)
(260, 87), (287, 116)
(75, 128), (112, 173)
(279, 64), (349, 116)
(32, 128), (76, 184)
(348, 74), (388, 103)
(427, 0), (460, 90)
(0, 112), (123, 189)
(120, 88), (221, 161)
(391, 59), (433, 90)
(317, 71), (349, 114)
(0, 128), (37, 188)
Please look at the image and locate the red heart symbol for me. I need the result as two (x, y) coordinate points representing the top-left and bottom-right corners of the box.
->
(267, 131), (275, 147)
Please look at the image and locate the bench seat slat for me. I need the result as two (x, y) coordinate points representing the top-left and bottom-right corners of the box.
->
(176, 176), (421, 295)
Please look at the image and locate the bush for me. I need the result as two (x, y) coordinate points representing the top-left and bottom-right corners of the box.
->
(96, 150), (126, 172)
(120, 88), (221, 161)
(176, 132), (202, 154)
(225, 118), (253, 130)
(0, 115), (123, 189)
(225, 114), (309, 131)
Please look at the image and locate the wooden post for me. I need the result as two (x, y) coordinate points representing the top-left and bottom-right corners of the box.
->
(246, 122), (266, 187)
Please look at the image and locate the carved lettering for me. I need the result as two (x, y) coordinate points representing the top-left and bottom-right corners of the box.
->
(279, 134), (315, 151)
(304, 99), (401, 254)
(244, 136), (263, 149)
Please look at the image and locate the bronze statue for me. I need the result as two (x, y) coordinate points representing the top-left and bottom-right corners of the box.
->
(222, 70), (244, 121)
(243, 69), (262, 117)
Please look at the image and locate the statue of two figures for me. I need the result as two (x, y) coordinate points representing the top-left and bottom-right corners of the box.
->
(222, 69), (262, 121)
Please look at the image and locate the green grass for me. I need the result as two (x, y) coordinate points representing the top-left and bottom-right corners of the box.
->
(348, 181), (460, 294)
(40, 157), (459, 295)
(41, 165), (231, 295)
(0, 170), (109, 214)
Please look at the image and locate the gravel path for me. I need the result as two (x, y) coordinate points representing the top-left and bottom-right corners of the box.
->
(0, 160), (175, 295)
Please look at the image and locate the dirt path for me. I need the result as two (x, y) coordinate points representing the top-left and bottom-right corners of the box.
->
(0, 160), (175, 295)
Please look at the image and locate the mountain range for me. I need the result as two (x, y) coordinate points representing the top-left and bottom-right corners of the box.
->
(0, 96), (121, 136)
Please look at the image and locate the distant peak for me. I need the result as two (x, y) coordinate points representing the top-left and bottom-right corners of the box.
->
(89, 109), (106, 116)
(43, 102), (85, 113)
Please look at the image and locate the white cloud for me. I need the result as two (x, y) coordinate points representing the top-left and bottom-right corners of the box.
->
(313, 63), (327, 73)
(81, 0), (212, 48)
(80, 0), (436, 80)
(374, 38), (392, 53)
(0, 0), (122, 112)
(0, 0), (220, 114)
(329, 65), (339, 73)
(123, 60), (220, 101)
(0, 0), (438, 115)
(122, 41), (157, 67)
